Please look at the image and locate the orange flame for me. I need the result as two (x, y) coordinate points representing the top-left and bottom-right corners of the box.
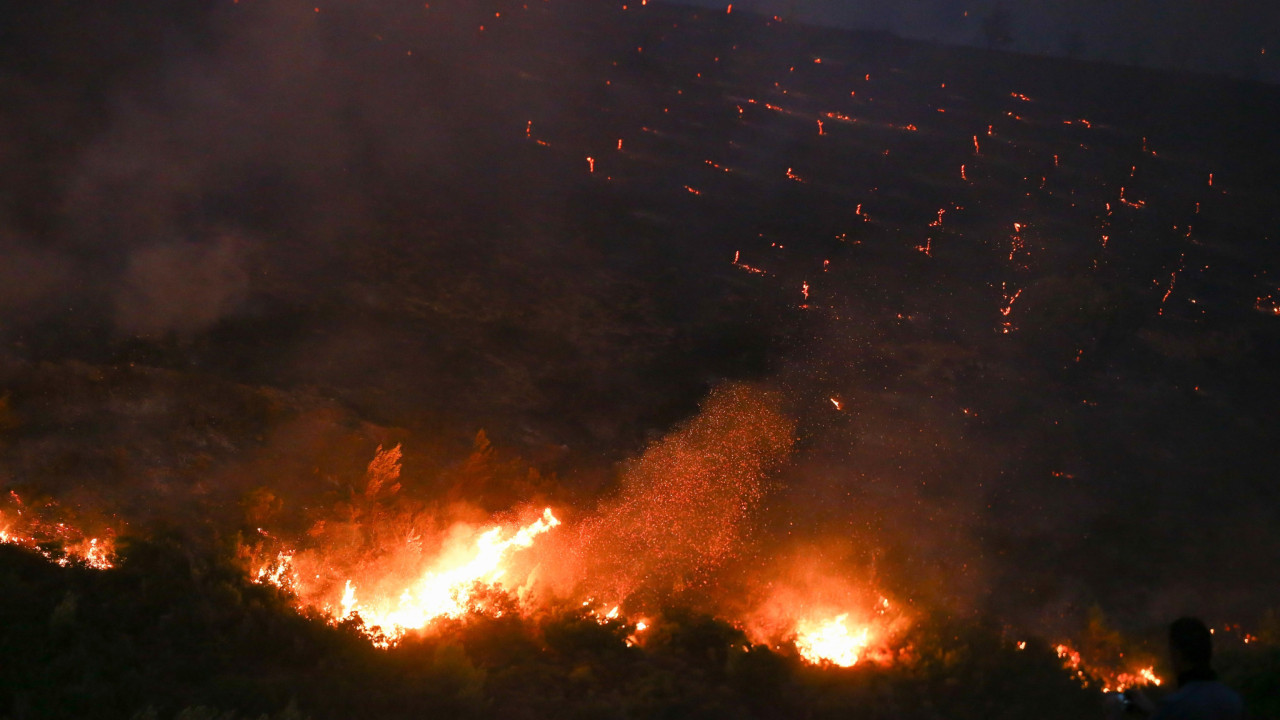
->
(795, 613), (872, 667)
(1054, 643), (1164, 692)
(0, 507), (114, 569)
(255, 507), (561, 643)
(344, 508), (560, 635)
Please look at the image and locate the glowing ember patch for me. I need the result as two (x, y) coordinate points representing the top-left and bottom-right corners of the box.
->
(1254, 294), (1280, 315)
(1055, 643), (1164, 691)
(0, 507), (115, 569)
(80, 538), (113, 569)
(625, 618), (650, 647)
(795, 614), (871, 667)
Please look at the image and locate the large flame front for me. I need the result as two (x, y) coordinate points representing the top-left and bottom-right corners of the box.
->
(794, 613), (872, 667)
(337, 508), (560, 635)
(256, 507), (561, 643)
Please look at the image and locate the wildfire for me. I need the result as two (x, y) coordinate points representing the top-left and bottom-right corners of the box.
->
(741, 546), (903, 669)
(1054, 643), (1163, 692)
(1110, 666), (1164, 691)
(1055, 643), (1086, 681)
(254, 551), (296, 588)
(999, 282), (1023, 333)
(0, 505), (114, 569)
(254, 494), (562, 644)
(257, 389), (799, 657)
(732, 250), (768, 275)
(81, 537), (114, 570)
(1008, 222), (1025, 261)
(1254, 294), (1280, 315)
(1, 11), (1267, 714)
(795, 613), (872, 667)
(359, 508), (555, 634)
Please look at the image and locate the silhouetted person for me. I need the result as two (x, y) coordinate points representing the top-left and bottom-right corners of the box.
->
(1122, 617), (1244, 719)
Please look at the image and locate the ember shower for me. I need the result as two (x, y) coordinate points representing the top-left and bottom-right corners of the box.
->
(1, 0), (1278, 713)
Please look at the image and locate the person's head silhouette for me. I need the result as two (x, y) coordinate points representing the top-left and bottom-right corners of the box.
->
(1168, 617), (1214, 677)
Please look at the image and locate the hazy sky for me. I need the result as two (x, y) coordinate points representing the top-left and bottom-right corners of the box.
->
(677, 0), (1280, 83)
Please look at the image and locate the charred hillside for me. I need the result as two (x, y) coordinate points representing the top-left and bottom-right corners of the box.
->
(1, 1), (1279, 718)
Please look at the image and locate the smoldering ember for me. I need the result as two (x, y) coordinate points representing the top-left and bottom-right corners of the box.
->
(1, 1), (1277, 719)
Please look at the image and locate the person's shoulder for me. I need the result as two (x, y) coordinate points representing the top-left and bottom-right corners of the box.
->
(1198, 680), (1244, 708)
(1155, 680), (1244, 720)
